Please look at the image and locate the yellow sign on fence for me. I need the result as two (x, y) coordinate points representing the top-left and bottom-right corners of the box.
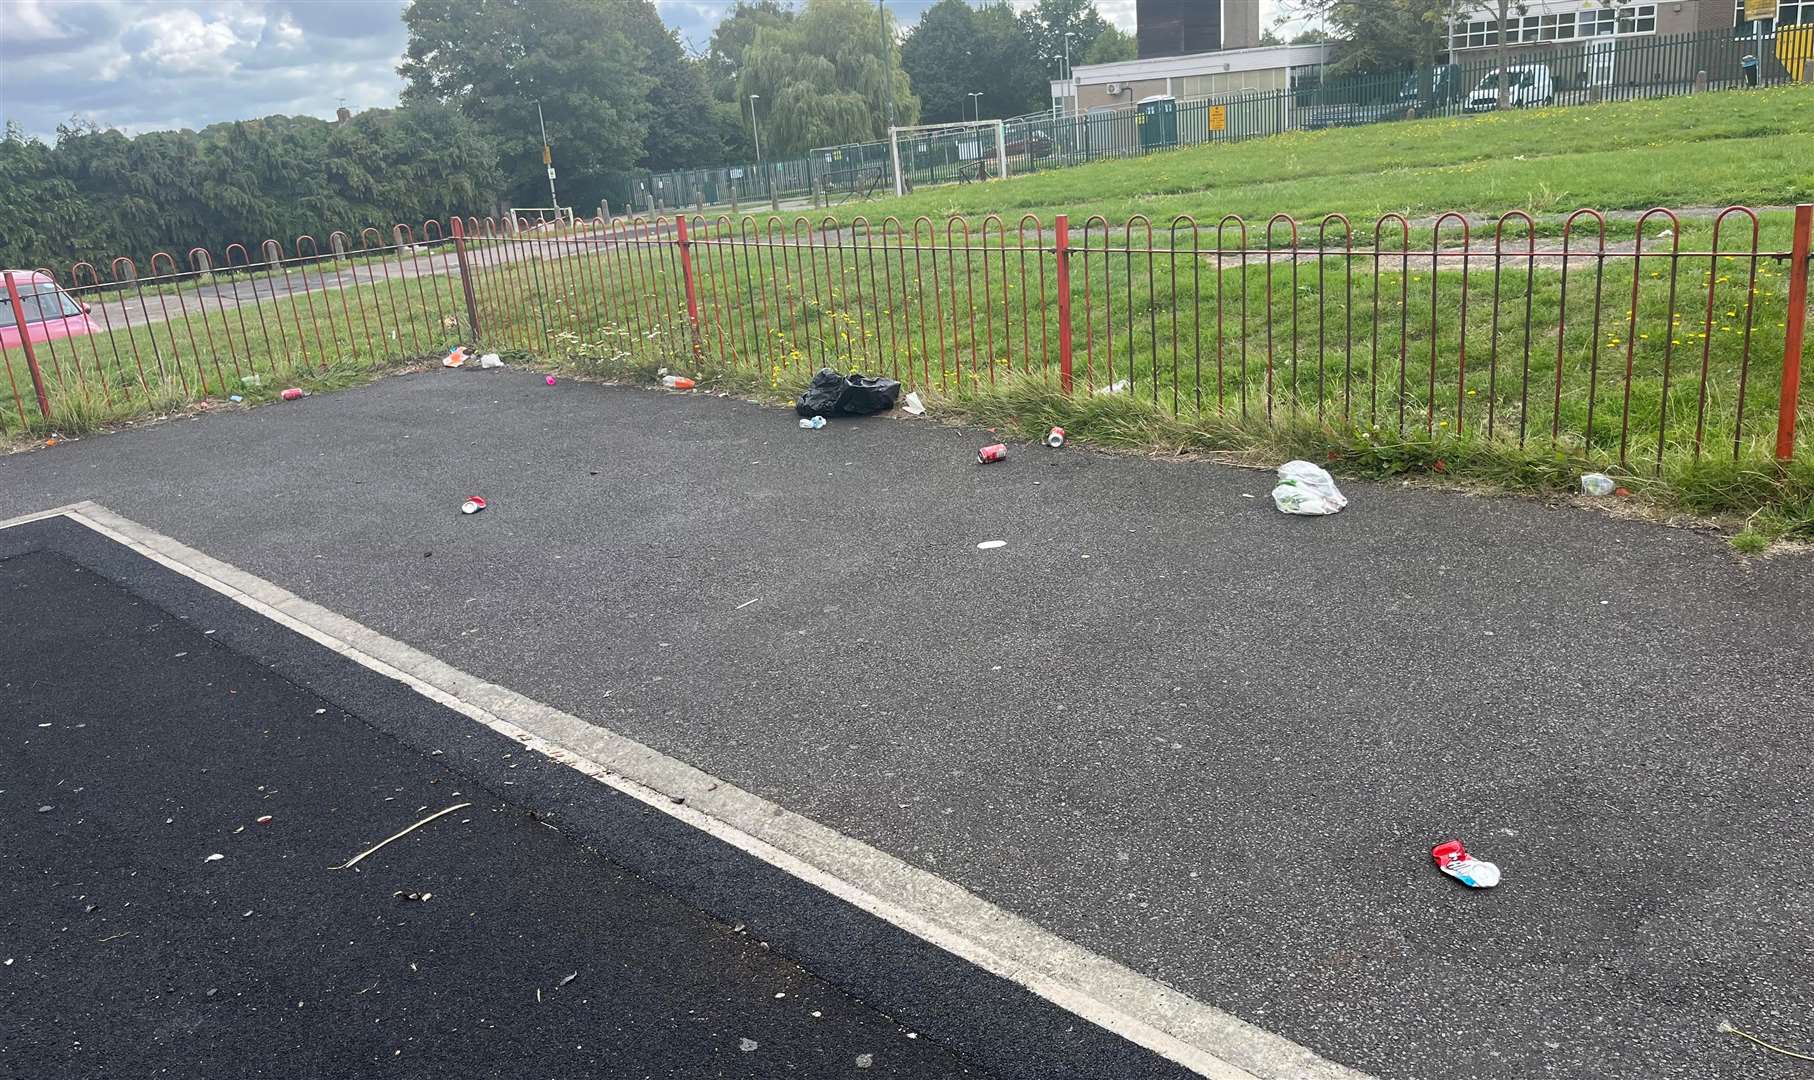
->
(1744, 0), (1777, 20)
(1209, 105), (1228, 132)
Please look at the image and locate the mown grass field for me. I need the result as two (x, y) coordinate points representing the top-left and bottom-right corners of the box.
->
(820, 85), (1814, 248)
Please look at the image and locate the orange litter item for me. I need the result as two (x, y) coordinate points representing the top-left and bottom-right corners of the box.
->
(661, 375), (695, 390)
(442, 346), (468, 368)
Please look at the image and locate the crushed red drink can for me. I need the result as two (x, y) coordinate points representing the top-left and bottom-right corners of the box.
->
(1045, 426), (1066, 448)
(977, 443), (1008, 464)
(280, 387), (304, 401)
(460, 496), (487, 515)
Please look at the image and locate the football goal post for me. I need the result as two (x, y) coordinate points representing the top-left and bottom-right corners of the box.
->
(507, 206), (576, 231)
(888, 120), (1008, 197)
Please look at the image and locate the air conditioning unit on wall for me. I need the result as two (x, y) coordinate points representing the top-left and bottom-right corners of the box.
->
(1106, 82), (1124, 95)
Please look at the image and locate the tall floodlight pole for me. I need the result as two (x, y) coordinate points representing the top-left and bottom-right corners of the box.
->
(879, 0), (896, 132)
(536, 100), (559, 211)
(748, 94), (766, 194)
(880, 0), (898, 193)
(968, 92), (983, 122)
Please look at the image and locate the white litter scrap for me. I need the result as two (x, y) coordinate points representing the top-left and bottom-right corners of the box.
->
(902, 391), (926, 416)
(1579, 472), (1615, 496)
(478, 353), (504, 369)
(1270, 460), (1348, 516)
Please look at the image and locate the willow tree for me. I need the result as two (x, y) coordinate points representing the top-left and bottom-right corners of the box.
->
(738, 0), (920, 157)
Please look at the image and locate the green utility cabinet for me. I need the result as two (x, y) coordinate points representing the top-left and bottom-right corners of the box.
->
(1136, 96), (1178, 150)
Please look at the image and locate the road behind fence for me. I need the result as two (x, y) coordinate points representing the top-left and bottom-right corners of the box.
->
(5, 203), (1811, 475)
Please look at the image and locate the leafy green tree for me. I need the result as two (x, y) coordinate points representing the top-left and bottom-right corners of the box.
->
(703, 1), (795, 160)
(0, 106), (503, 273)
(621, 1), (724, 170)
(1082, 25), (1136, 64)
(1018, 0), (1113, 79)
(706, 0), (794, 102)
(0, 124), (93, 270)
(1295, 0), (1465, 77)
(400, 0), (655, 208)
(901, 0), (1047, 123)
(738, 0), (920, 156)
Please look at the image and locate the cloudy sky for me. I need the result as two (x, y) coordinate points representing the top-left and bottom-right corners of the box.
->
(1, 0), (1294, 141)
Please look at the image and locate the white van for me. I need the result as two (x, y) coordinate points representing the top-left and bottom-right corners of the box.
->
(1463, 65), (1554, 112)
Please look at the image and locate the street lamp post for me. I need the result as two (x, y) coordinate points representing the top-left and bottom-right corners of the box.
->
(879, 0), (896, 135)
(535, 100), (559, 213)
(967, 91), (983, 123)
(748, 94), (765, 194)
(1062, 32), (1077, 118)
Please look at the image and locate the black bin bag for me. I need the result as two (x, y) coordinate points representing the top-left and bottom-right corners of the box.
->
(795, 368), (902, 418)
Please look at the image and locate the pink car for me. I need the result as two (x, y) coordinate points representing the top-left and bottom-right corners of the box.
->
(1, 271), (93, 349)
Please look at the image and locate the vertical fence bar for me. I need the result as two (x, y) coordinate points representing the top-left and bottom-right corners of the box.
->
(1054, 214), (1073, 393)
(450, 217), (483, 342)
(1775, 203), (1812, 462)
(3, 272), (54, 422)
(676, 215), (702, 358)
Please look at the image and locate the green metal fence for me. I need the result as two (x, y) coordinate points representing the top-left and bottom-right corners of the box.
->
(613, 24), (1809, 212)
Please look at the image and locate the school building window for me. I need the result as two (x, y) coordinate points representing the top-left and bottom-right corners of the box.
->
(1452, 4), (1657, 50)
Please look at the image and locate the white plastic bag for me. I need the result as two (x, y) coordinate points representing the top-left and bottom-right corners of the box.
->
(1579, 472), (1614, 496)
(1271, 460), (1348, 516)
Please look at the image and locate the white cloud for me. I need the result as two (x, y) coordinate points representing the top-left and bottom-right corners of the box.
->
(6, 0), (70, 42)
(134, 8), (245, 74)
(0, 0), (409, 138)
(270, 15), (303, 49)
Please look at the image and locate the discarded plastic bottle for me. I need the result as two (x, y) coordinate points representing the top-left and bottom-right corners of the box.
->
(1580, 473), (1615, 497)
(799, 415), (827, 429)
(661, 375), (696, 390)
(978, 443), (1008, 464)
(1046, 426), (1066, 448)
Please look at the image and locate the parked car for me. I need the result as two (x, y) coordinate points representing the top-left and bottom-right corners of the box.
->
(0, 271), (93, 349)
(1301, 65), (1463, 130)
(1463, 65), (1555, 112)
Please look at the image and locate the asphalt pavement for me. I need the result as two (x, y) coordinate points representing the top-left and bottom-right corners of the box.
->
(1, 533), (1189, 1080)
(2, 367), (1810, 1080)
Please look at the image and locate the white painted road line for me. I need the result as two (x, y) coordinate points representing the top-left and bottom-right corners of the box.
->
(22, 501), (1371, 1080)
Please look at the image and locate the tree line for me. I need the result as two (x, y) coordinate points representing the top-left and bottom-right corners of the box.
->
(1, 0), (1138, 272)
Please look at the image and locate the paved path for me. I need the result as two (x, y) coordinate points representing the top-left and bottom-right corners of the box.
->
(2, 370), (1810, 1080)
(0, 545), (1004, 1079)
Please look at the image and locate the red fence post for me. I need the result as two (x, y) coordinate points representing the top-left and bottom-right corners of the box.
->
(1775, 203), (1812, 463)
(449, 216), (484, 343)
(1054, 214), (1074, 394)
(676, 215), (702, 357)
(3, 271), (53, 423)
